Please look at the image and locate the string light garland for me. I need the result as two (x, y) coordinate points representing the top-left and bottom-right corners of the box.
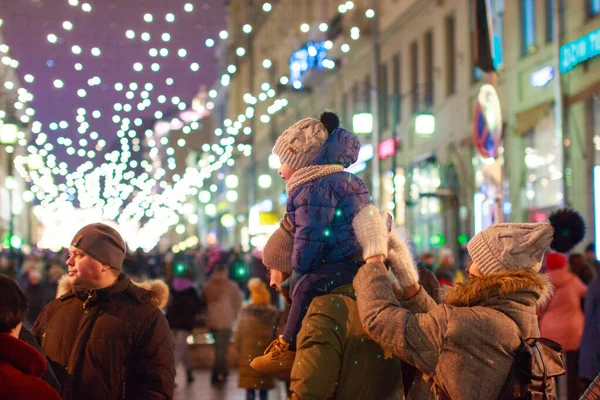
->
(0, 0), (369, 250)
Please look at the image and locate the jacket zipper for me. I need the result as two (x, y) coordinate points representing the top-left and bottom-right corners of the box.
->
(82, 291), (93, 313)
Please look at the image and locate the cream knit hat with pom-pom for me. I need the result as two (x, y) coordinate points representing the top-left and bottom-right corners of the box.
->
(272, 118), (329, 170)
(272, 112), (341, 170)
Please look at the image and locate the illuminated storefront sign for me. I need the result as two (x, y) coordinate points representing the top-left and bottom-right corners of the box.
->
(530, 66), (554, 87)
(248, 199), (278, 236)
(352, 113), (373, 134)
(289, 41), (329, 88)
(560, 27), (600, 74)
(378, 138), (396, 160)
(346, 144), (374, 174)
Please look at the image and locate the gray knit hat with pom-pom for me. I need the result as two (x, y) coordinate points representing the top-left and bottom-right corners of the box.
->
(467, 208), (586, 275)
(272, 111), (340, 170)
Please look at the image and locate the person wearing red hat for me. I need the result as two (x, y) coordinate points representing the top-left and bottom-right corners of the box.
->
(540, 251), (588, 399)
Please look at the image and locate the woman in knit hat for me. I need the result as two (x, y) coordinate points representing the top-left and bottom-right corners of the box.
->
(251, 111), (382, 375)
(234, 278), (278, 400)
(539, 252), (588, 400)
(352, 206), (586, 399)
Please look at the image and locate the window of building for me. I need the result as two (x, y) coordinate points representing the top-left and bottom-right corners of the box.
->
(410, 40), (419, 113)
(546, 0), (554, 42)
(469, 0), (483, 82)
(424, 30), (434, 109)
(352, 83), (359, 115)
(590, 0), (600, 18)
(342, 92), (349, 129)
(445, 14), (456, 96)
(382, 169), (405, 226)
(592, 96), (600, 164)
(521, 0), (536, 56)
(380, 63), (389, 130)
(392, 53), (401, 123)
(546, 0), (564, 42)
(408, 163), (444, 254)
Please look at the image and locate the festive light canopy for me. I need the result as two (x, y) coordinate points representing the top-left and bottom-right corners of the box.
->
(0, 0), (374, 251)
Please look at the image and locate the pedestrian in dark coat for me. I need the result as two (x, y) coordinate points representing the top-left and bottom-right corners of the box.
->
(234, 278), (278, 399)
(166, 274), (202, 384)
(202, 262), (243, 385)
(580, 276), (600, 388)
(570, 253), (596, 285)
(540, 252), (587, 400)
(353, 207), (585, 400)
(0, 275), (61, 400)
(32, 223), (175, 400)
(24, 270), (48, 328)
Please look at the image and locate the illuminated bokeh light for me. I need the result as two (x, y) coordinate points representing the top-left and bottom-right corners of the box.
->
(0, 0), (361, 250)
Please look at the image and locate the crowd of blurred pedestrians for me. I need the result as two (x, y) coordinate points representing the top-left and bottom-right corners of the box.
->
(0, 233), (599, 399)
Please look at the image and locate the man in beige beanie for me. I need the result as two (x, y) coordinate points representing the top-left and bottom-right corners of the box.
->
(257, 213), (405, 399)
(352, 208), (585, 399)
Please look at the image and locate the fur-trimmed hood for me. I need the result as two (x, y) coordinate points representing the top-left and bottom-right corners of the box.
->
(444, 269), (553, 307)
(56, 274), (170, 309)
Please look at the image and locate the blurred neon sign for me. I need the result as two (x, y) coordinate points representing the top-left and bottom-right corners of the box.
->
(289, 41), (329, 89)
(378, 138), (396, 160)
(560, 27), (600, 74)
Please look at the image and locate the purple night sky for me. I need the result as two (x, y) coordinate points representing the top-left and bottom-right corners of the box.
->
(1, 0), (225, 163)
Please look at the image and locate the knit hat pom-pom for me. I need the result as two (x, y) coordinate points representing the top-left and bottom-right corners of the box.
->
(247, 277), (264, 292)
(320, 111), (340, 135)
(549, 208), (586, 253)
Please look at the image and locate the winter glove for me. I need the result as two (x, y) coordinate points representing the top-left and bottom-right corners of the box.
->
(353, 204), (389, 260)
(387, 229), (420, 290)
(280, 269), (303, 296)
(353, 205), (419, 290)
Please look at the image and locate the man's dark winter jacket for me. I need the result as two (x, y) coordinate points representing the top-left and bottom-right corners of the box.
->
(32, 274), (175, 400)
(287, 127), (371, 273)
(0, 332), (62, 400)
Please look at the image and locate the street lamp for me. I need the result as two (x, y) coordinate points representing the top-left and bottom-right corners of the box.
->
(0, 119), (18, 251)
(352, 113), (373, 135)
(415, 112), (436, 136)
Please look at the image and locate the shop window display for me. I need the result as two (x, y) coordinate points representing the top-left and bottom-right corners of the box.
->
(523, 111), (562, 214)
(407, 163), (444, 255)
(473, 154), (503, 233)
(593, 96), (600, 164)
(382, 169), (406, 226)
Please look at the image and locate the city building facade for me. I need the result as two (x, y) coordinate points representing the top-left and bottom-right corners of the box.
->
(206, 0), (600, 256)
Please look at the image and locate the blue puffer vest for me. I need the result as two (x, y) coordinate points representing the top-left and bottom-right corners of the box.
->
(287, 128), (371, 273)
